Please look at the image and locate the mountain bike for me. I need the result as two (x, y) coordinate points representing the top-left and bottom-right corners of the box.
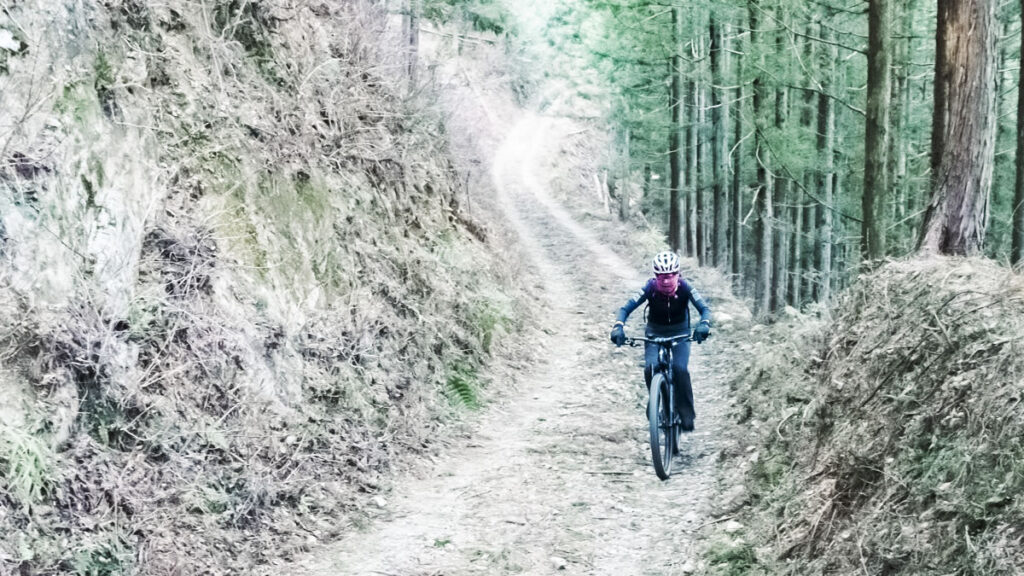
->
(626, 333), (694, 480)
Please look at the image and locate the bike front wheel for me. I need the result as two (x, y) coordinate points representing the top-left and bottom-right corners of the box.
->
(648, 372), (674, 480)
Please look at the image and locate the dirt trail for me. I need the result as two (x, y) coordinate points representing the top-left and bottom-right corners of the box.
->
(286, 112), (733, 576)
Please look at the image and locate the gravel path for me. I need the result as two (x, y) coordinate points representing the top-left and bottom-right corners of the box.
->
(284, 109), (735, 576)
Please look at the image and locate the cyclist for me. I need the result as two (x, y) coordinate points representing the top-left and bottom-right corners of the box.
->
(610, 251), (712, 431)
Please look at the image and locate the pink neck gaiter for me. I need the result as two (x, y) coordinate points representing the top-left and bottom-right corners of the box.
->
(654, 275), (679, 297)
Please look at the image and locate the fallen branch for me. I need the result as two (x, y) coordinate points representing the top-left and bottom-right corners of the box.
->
(419, 28), (496, 46)
(692, 515), (734, 531)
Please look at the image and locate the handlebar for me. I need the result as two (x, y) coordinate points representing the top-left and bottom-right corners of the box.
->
(625, 333), (695, 347)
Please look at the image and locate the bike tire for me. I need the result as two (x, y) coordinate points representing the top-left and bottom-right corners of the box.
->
(648, 372), (673, 480)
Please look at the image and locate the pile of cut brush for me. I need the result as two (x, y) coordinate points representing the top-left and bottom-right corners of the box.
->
(722, 258), (1024, 575)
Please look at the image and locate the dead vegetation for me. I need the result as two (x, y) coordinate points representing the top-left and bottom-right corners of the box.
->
(0, 1), (525, 574)
(717, 258), (1024, 575)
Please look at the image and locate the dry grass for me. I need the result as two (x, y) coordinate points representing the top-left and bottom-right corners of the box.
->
(717, 257), (1024, 575)
(0, 1), (528, 574)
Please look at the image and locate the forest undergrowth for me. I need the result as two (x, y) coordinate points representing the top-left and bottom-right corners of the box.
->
(713, 258), (1024, 575)
(0, 2), (531, 574)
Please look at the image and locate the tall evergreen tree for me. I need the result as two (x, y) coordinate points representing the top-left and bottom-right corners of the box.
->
(731, 9), (747, 283)
(863, 0), (892, 260)
(817, 21), (837, 304)
(669, 6), (684, 252)
(1014, 0), (1024, 265)
(711, 15), (729, 269)
(749, 0), (773, 315)
(920, 0), (998, 255)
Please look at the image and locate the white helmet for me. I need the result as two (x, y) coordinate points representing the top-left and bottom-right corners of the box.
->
(652, 251), (680, 274)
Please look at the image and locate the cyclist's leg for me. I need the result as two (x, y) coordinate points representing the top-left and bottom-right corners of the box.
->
(672, 341), (695, 430)
(643, 341), (658, 417)
(643, 341), (658, 389)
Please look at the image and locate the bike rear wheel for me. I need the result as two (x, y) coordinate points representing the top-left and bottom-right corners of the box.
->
(648, 372), (674, 480)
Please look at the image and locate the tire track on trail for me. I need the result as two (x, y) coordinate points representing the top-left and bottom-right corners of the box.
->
(286, 112), (732, 576)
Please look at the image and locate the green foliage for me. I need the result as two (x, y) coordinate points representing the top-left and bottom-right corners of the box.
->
(751, 448), (789, 492)
(463, 3), (509, 34)
(233, 169), (344, 296)
(444, 361), (481, 409)
(206, 157), (270, 278)
(125, 289), (167, 342)
(423, 0), (513, 34)
(54, 83), (100, 126)
(211, 0), (282, 83)
(92, 49), (119, 117)
(706, 537), (761, 576)
(187, 483), (231, 515)
(212, 0), (270, 55)
(71, 533), (133, 576)
(470, 295), (515, 353)
(0, 427), (55, 509)
(93, 50), (114, 91)
(81, 394), (147, 452)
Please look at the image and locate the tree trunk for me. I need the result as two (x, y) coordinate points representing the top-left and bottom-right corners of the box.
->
(643, 162), (652, 213)
(688, 80), (699, 257)
(771, 42), (789, 312)
(697, 82), (709, 267)
(802, 177), (815, 300)
(750, 0), (772, 315)
(817, 21), (836, 305)
(711, 17), (729, 269)
(796, 27), (814, 303)
(621, 128), (631, 221)
(929, 1), (949, 192)
(601, 170), (610, 214)
(899, 7), (915, 245)
(919, 0), (997, 255)
(1015, 0), (1024, 265)
(791, 199), (803, 307)
(669, 7), (684, 251)
(405, 0), (420, 90)
(835, 158), (846, 289)
(862, 0), (891, 261)
(731, 19), (745, 282)
(889, 0), (910, 252)
(606, 175), (616, 216)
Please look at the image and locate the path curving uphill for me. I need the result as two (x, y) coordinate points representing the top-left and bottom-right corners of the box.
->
(286, 111), (733, 576)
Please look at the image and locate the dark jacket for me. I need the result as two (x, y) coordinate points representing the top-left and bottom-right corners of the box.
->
(616, 278), (712, 336)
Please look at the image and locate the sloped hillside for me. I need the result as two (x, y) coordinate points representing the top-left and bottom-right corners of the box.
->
(0, 1), (523, 573)
(717, 258), (1024, 575)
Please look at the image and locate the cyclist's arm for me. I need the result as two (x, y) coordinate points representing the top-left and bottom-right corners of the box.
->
(615, 285), (650, 325)
(688, 286), (713, 326)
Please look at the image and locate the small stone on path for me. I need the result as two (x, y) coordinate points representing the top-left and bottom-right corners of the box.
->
(723, 520), (743, 534)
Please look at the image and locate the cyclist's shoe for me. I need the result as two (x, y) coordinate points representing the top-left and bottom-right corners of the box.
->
(680, 418), (695, 432)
